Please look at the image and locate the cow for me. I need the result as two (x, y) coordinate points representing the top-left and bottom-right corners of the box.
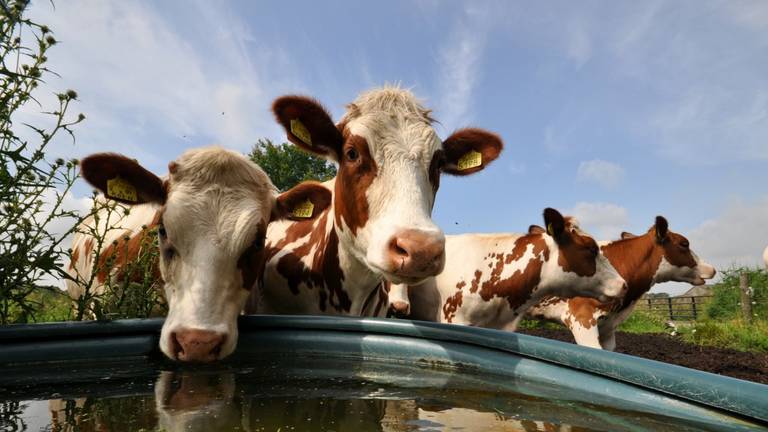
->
(388, 208), (627, 330)
(249, 86), (504, 316)
(525, 216), (716, 350)
(66, 146), (330, 362)
(763, 245), (768, 269)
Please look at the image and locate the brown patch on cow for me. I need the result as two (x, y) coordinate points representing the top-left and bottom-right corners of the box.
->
(557, 230), (598, 277)
(456, 280), (466, 290)
(69, 246), (80, 270)
(334, 135), (377, 235)
(602, 231), (664, 310)
(469, 270), (482, 293)
(567, 298), (601, 329)
(428, 150), (444, 193)
(663, 232), (698, 268)
(443, 290), (463, 323)
(83, 238), (94, 257)
(237, 221), (267, 291)
(470, 235), (551, 311)
(95, 216), (162, 284)
(266, 208), (352, 313)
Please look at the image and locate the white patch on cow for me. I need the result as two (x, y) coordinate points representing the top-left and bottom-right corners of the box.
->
(764, 246), (768, 269)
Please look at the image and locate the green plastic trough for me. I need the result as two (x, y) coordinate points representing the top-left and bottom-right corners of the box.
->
(0, 315), (766, 431)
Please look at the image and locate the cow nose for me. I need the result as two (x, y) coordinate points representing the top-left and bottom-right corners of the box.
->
(172, 329), (226, 363)
(387, 229), (445, 278)
(606, 278), (627, 298)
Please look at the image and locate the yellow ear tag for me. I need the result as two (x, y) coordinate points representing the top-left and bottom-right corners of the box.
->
(457, 150), (482, 171)
(106, 176), (138, 202)
(290, 119), (312, 145)
(291, 199), (314, 218)
(546, 223), (554, 236)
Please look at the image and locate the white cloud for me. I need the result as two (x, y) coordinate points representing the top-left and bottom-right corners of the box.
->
(686, 196), (768, 272)
(566, 18), (592, 67)
(565, 202), (629, 240)
(26, 1), (301, 168)
(434, 6), (494, 132)
(576, 159), (625, 189)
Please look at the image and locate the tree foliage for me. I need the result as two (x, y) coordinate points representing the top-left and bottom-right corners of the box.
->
(0, 0), (85, 323)
(248, 138), (336, 191)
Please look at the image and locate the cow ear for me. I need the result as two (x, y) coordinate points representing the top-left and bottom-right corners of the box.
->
(441, 128), (503, 176)
(273, 181), (332, 222)
(620, 231), (637, 240)
(80, 153), (166, 205)
(272, 96), (343, 161)
(655, 216), (669, 244)
(528, 224), (546, 235)
(543, 208), (566, 242)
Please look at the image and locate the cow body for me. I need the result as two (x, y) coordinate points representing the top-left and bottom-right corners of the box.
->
(67, 146), (330, 362)
(251, 87), (503, 316)
(526, 217), (716, 350)
(396, 210), (627, 331)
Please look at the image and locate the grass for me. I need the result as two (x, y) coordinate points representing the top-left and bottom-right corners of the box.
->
(617, 310), (668, 334)
(678, 319), (768, 354)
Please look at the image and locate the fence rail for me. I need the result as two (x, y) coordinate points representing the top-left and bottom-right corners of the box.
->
(634, 295), (713, 321)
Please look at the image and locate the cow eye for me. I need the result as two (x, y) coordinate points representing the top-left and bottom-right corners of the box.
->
(590, 246), (599, 257)
(252, 235), (265, 251)
(158, 225), (167, 238)
(346, 147), (359, 161)
(680, 240), (690, 249)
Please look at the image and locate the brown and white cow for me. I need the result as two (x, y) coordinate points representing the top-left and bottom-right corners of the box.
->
(390, 208), (627, 330)
(526, 216), (716, 350)
(67, 146), (330, 362)
(249, 87), (503, 316)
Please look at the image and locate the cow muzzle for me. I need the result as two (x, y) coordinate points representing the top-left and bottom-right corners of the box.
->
(599, 277), (628, 302)
(171, 328), (226, 363)
(384, 229), (445, 281)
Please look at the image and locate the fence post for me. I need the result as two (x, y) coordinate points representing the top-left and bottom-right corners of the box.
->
(740, 272), (752, 324)
(691, 296), (697, 321)
(667, 297), (674, 321)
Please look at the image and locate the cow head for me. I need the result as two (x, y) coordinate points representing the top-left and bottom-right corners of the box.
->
(622, 216), (716, 285)
(533, 209), (627, 302)
(80, 147), (330, 362)
(272, 87), (503, 285)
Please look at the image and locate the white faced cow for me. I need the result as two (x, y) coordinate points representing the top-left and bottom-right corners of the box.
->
(67, 147), (330, 362)
(389, 209), (627, 330)
(249, 87), (503, 316)
(526, 216), (716, 350)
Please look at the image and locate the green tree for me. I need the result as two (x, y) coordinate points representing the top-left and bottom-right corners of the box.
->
(248, 138), (336, 191)
(0, 0), (85, 323)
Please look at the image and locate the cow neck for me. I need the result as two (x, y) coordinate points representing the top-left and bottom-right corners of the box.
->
(602, 233), (663, 309)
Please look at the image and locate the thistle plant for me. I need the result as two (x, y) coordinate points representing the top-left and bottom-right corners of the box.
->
(0, 0), (85, 324)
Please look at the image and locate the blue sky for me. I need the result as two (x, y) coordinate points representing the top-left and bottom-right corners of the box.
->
(26, 1), (768, 294)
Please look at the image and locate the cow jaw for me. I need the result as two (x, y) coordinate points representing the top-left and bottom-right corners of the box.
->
(655, 255), (717, 286)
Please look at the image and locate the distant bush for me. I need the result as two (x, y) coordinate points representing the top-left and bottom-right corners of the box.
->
(679, 319), (768, 354)
(706, 267), (767, 321)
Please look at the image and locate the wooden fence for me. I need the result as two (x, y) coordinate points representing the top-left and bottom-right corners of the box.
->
(634, 295), (714, 321)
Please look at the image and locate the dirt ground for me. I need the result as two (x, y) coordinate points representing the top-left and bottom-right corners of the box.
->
(518, 328), (768, 385)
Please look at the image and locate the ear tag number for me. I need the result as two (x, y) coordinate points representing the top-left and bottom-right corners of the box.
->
(291, 199), (314, 218)
(290, 119), (312, 145)
(457, 150), (482, 171)
(107, 176), (138, 202)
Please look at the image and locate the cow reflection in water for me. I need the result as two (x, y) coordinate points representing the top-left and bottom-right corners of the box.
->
(153, 372), (576, 432)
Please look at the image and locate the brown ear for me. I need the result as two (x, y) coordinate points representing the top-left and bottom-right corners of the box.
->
(655, 216), (669, 244)
(272, 96), (343, 161)
(273, 181), (332, 222)
(543, 208), (566, 243)
(80, 153), (166, 205)
(441, 128), (503, 175)
(528, 224), (546, 235)
(620, 231), (637, 240)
